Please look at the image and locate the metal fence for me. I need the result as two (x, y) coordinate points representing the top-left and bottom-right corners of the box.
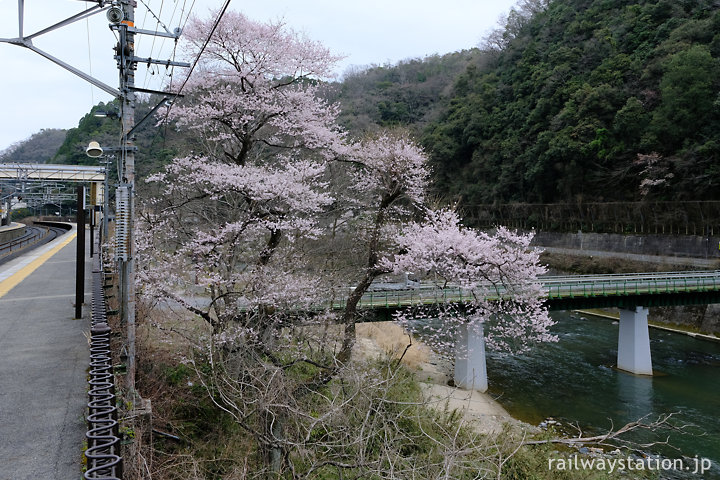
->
(463, 201), (720, 235)
(0, 226), (46, 258)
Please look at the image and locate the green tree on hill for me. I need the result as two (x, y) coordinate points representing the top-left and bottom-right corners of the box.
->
(423, 0), (720, 205)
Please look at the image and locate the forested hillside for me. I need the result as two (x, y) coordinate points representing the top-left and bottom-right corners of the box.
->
(50, 98), (191, 180)
(0, 129), (67, 163)
(423, 0), (720, 205)
(48, 52), (486, 177)
(329, 50), (489, 134)
(34, 0), (720, 210)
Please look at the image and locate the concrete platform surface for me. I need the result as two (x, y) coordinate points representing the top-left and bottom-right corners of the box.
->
(0, 226), (90, 480)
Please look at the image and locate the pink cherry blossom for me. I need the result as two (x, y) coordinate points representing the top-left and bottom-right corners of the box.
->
(139, 10), (554, 363)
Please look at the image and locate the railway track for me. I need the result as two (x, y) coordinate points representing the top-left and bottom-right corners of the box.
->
(0, 223), (70, 265)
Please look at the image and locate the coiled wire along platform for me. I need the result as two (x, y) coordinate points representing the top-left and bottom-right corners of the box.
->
(84, 252), (122, 479)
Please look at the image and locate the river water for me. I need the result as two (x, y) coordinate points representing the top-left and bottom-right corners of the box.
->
(480, 311), (720, 478)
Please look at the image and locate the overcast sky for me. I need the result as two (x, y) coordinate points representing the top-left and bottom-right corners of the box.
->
(0, 0), (517, 152)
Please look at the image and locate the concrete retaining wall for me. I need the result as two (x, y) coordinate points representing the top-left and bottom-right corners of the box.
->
(532, 231), (720, 259)
(649, 304), (720, 335)
(0, 223), (26, 244)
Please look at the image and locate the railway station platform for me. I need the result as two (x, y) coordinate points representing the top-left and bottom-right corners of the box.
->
(0, 225), (90, 479)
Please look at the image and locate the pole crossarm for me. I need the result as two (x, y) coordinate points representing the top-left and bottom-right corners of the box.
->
(0, 164), (106, 182)
(119, 56), (191, 68)
(24, 4), (107, 42)
(128, 26), (180, 39)
(0, 1), (119, 97)
(23, 44), (120, 97)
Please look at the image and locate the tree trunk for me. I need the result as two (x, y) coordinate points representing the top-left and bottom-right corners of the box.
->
(337, 197), (395, 366)
(262, 409), (285, 476)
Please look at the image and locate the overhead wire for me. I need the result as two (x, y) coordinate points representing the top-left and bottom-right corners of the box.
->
(137, 4), (154, 88)
(139, 0), (168, 33)
(172, 0), (232, 103)
(138, 0), (164, 90)
(137, 0), (194, 93)
(157, 0), (231, 148)
(135, 0), (177, 91)
(86, 15), (95, 105)
(179, 0), (198, 30)
(164, 0), (197, 94)
(136, 2), (151, 56)
(140, 0), (205, 152)
(163, 0), (195, 95)
(160, 0), (185, 88)
(143, 0), (184, 90)
(114, 0), (218, 155)
(124, 0), (195, 154)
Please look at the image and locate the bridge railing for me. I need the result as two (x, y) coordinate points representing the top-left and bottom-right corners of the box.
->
(542, 270), (720, 299)
(359, 286), (473, 308)
(327, 271), (720, 309)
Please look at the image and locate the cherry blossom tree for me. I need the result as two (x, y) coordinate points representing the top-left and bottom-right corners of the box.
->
(140, 10), (346, 338)
(384, 209), (556, 354)
(137, 9), (555, 477)
(170, 10), (346, 164)
(331, 131), (431, 367)
(634, 152), (675, 198)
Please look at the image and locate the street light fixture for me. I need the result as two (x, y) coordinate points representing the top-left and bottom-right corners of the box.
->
(86, 141), (104, 158)
(94, 111), (120, 120)
(85, 142), (114, 241)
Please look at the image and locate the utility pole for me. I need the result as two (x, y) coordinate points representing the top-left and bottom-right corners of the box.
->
(115, 0), (138, 393)
(110, 0), (188, 393)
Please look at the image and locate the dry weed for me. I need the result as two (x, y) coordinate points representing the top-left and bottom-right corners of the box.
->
(355, 321), (431, 369)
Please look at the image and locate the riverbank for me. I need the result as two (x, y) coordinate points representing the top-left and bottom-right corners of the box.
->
(354, 322), (528, 434)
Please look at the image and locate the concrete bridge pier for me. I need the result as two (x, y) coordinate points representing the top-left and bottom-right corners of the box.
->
(454, 322), (488, 392)
(617, 306), (653, 375)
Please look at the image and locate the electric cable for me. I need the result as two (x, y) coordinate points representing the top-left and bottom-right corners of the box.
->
(138, 0), (163, 89)
(86, 15), (95, 105)
(158, 0), (184, 93)
(155, 0), (230, 150)
(167, 0), (232, 111)
(122, 0), (200, 157)
(165, 0), (197, 94)
(159, 0), (184, 85)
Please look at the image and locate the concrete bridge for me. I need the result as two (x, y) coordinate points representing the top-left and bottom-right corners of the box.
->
(347, 270), (720, 392)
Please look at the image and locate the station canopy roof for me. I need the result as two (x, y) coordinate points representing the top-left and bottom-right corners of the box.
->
(0, 164), (105, 182)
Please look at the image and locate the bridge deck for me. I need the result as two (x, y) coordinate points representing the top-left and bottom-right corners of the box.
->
(335, 271), (720, 314)
(0, 226), (90, 478)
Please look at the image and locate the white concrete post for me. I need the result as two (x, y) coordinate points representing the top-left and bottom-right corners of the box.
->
(454, 322), (488, 392)
(617, 306), (653, 375)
